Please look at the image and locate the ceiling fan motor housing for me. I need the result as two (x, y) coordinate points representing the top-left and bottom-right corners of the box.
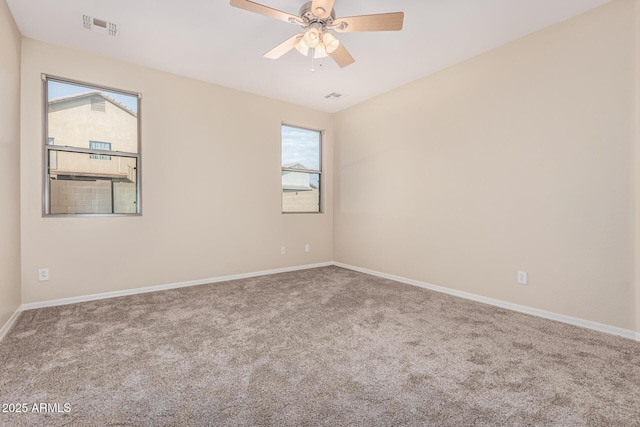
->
(299, 1), (336, 28)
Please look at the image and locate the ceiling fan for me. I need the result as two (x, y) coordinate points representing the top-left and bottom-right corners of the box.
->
(229, 0), (404, 68)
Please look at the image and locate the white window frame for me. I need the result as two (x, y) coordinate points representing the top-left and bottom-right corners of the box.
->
(43, 75), (142, 217)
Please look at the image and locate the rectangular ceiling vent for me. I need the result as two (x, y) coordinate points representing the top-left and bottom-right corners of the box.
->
(83, 15), (118, 37)
(324, 92), (343, 100)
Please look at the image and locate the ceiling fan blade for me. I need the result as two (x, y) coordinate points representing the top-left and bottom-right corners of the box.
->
(229, 0), (299, 24)
(334, 12), (404, 33)
(264, 34), (302, 59)
(311, 0), (335, 19)
(329, 43), (355, 68)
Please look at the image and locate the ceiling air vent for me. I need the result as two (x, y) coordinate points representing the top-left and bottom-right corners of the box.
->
(83, 15), (118, 37)
(324, 92), (343, 100)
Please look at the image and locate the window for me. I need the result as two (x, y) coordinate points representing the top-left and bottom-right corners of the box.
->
(44, 76), (141, 215)
(89, 141), (112, 160)
(281, 125), (322, 213)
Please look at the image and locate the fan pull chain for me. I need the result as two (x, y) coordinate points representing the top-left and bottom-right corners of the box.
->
(310, 48), (315, 72)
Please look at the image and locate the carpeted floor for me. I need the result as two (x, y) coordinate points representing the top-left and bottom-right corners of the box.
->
(1, 266), (639, 426)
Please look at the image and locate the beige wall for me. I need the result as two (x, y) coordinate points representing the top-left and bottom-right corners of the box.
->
(334, 1), (637, 331)
(0, 0), (22, 327)
(20, 38), (333, 304)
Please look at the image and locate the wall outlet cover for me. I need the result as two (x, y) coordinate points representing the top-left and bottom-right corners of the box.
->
(38, 268), (50, 281)
(517, 271), (528, 285)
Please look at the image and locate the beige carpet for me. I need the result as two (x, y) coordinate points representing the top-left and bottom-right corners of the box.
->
(1, 266), (639, 426)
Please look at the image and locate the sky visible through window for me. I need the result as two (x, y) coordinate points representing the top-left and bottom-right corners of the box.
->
(282, 125), (321, 189)
(281, 125), (320, 170)
(48, 80), (138, 113)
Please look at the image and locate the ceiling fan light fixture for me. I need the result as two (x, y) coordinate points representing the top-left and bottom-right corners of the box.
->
(323, 32), (340, 53)
(313, 43), (328, 58)
(295, 37), (310, 56)
(304, 27), (321, 48)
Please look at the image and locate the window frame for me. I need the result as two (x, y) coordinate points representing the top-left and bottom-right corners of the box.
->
(281, 123), (323, 214)
(43, 74), (142, 217)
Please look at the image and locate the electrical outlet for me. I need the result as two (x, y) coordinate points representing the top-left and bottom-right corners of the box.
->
(281, 247), (286, 255)
(305, 244), (310, 253)
(38, 268), (49, 282)
(517, 271), (528, 285)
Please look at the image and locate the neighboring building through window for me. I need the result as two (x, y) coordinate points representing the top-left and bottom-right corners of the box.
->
(44, 77), (141, 215)
(281, 125), (322, 213)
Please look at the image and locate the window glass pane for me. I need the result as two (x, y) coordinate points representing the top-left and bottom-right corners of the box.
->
(47, 80), (138, 153)
(282, 172), (320, 213)
(48, 150), (137, 214)
(281, 125), (320, 171)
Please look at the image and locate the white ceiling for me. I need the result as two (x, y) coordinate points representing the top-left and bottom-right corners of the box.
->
(7, 0), (610, 113)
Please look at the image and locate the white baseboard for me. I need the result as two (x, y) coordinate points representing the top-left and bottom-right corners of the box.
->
(0, 308), (22, 341)
(21, 262), (333, 311)
(15, 260), (640, 342)
(334, 262), (639, 342)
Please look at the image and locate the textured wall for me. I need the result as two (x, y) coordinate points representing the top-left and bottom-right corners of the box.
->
(20, 39), (334, 304)
(334, 1), (637, 331)
(0, 0), (22, 330)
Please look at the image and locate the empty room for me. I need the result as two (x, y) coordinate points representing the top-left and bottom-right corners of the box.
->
(1, 0), (639, 425)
